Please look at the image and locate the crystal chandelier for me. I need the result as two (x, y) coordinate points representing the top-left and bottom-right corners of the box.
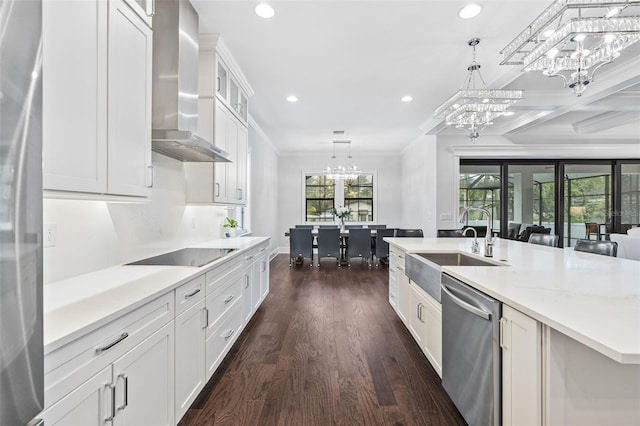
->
(434, 38), (524, 142)
(324, 141), (361, 180)
(500, 0), (640, 96)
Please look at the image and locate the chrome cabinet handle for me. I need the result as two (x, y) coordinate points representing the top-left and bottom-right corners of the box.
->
(117, 374), (128, 411)
(184, 288), (201, 298)
(223, 329), (235, 340)
(259, 247), (266, 252)
(202, 307), (209, 329)
(215, 182), (220, 197)
(147, 165), (154, 188)
(244, 275), (249, 288)
(499, 317), (508, 349)
(245, 255), (254, 261)
(105, 383), (116, 422)
(261, 261), (266, 272)
(216, 77), (221, 93)
(96, 332), (129, 353)
(236, 188), (242, 200)
(224, 295), (234, 304)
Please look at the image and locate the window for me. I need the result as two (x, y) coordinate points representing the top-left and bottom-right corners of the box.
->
(459, 165), (501, 232)
(304, 173), (375, 223)
(305, 175), (335, 222)
(344, 175), (374, 222)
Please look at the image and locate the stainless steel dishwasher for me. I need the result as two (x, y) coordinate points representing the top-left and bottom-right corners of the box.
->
(441, 273), (501, 426)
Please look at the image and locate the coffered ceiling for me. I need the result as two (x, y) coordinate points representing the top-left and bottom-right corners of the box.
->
(192, 0), (640, 154)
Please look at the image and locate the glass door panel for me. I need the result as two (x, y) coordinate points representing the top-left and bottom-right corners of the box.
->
(460, 165), (501, 237)
(621, 163), (640, 232)
(564, 164), (612, 248)
(507, 164), (556, 241)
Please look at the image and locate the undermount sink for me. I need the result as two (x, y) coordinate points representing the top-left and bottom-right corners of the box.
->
(405, 252), (504, 303)
(413, 252), (503, 267)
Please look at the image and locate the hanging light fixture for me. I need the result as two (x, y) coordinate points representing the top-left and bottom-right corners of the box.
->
(323, 141), (361, 180)
(434, 38), (524, 143)
(500, 0), (640, 96)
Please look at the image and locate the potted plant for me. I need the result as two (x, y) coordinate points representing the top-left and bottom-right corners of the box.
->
(330, 206), (352, 230)
(223, 217), (239, 238)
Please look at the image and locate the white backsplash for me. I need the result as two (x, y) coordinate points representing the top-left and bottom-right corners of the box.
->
(43, 154), (230, 284)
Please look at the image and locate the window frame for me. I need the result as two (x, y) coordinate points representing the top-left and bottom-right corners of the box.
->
(301, 171), (377, 224)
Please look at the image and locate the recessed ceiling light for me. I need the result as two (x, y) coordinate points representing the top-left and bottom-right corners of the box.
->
(458, 4), (482, 19)
(401, 95), (413, 102)
(255, 3), (275, 19)
(286, 95), (298, 103)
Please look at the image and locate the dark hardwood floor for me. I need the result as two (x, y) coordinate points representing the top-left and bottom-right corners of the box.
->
(178, 255), (466, 426)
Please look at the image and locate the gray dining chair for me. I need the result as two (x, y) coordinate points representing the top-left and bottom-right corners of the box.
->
(289, 228), (313, 266)
(368, 224), (387, 229)
(528, 233), (559, 247)
(317, 228), (341, 267)
(574, 239), (618, 257)
(318, 225), (339, 229)
(374, 228), (395, 266)
(395, 228), (424, 238)
(347, 228), (372, 267)
(437, 229), (465, 238)
(344, 224), (363, 229)
(294, 224), (314, 229)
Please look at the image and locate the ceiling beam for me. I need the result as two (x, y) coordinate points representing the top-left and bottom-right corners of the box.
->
(572, 112), (640, 134)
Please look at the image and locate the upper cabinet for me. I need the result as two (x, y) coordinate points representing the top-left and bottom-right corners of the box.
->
(43, 0), (153, 197)
(186, 37), (253, 205)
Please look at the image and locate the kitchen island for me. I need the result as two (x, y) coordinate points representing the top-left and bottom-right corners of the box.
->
(386, 237), (640, 426)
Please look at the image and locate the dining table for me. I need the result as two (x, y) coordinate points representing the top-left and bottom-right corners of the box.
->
(284, 228), (380, 266)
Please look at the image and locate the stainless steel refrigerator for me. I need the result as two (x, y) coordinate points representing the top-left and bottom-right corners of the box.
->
(0, 0), (45, 424)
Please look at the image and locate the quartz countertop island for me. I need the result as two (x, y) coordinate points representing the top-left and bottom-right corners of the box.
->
(385, 237), (640, 364)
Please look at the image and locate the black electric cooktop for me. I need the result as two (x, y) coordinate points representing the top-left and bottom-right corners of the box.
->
(126, 248), (235, 267)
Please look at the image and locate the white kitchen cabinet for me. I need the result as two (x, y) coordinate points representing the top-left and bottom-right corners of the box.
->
(107, 0), (153, 197)
(205, 303), (243, 380)
(390, 247), (410, 326)
(43, 0), (107, 193)
(501, 305), (542, 426)
(40, 366), (112, 426)
(408, 282), (426, 346)
(43, 0), (152, 197)
(174, 275), (206, 424)
(112, 321), (175, 426)
(421, 290), (442, 377)
(259, 247), (270, 303)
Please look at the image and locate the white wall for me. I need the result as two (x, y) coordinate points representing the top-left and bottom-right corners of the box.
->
(400, 135), (438, 236)
(43, 153), (230, 283)
(276, 153), (402, 251)
(248, 120), (279, 256)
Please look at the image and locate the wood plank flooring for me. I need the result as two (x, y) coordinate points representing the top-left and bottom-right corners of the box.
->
(178, 255), (466, 426)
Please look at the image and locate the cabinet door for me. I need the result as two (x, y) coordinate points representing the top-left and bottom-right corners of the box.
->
(112, 322), (175, 426)
(423, 293), (442, 377)
(43, 0), (107, 193)
(205, 303), (243, 380)
(107, 0), (152, 197)
(235, 125), (248, 204)
(239, 90), (248, 123)
(229, 75), (240, 115)
(242, 270), (252, 324)
(213, 102), (229, 203)
(215, 58), (228, 102)
(259, 253), (270, 302)
(408, 284), (425, 346)
(502, 305), (542, 426)
(40, 366), (112, 426)
(175, 300), (206, 423)
(226, 116), (239, 204)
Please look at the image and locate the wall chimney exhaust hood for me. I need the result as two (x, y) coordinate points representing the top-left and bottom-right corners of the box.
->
(151, 0), (230, 162)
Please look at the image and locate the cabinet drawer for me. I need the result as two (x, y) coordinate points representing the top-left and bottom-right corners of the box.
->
(175, 274), (205, 316)
(205, 255), (243, 292)
(205, 302), (243, 380)
(44, 292), (174, 409)
(206, 269), (243, 331)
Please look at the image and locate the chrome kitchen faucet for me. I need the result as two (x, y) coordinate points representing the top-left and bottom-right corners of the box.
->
(460, 207), (494, 257)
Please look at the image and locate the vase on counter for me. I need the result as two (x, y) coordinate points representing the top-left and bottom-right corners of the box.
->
(340, 217), (345, 232)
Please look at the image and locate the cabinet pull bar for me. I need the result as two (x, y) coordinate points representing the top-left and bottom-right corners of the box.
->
(96, 332), (129, 353)
(117, 374), (128, 411)
(215, 182), (220, 197)
(105, 383), (116, 422)
(223, 329), (235, 340)
(259, 247), (266, 252)
(203, 307), (209, 329)
(185, 288), (201, 298)
(224, 295), (234, 304)
(499, 317), (507, 349)
(244, 275), (249, 288)
(147, 165), (154, 188)
(245, 255), (254, 261)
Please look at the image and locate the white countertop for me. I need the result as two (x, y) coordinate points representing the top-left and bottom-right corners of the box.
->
(386, 237), (640, 364)
(43, 237), (270, 353)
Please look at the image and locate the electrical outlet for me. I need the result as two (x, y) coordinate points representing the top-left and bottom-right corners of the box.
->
(44, 223), (57, 248)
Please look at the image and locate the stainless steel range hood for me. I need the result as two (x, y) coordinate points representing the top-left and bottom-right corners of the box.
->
(151, 0), (230, 162)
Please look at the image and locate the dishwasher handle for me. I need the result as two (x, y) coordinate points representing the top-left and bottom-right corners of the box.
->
(441, 283), (491, 321)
